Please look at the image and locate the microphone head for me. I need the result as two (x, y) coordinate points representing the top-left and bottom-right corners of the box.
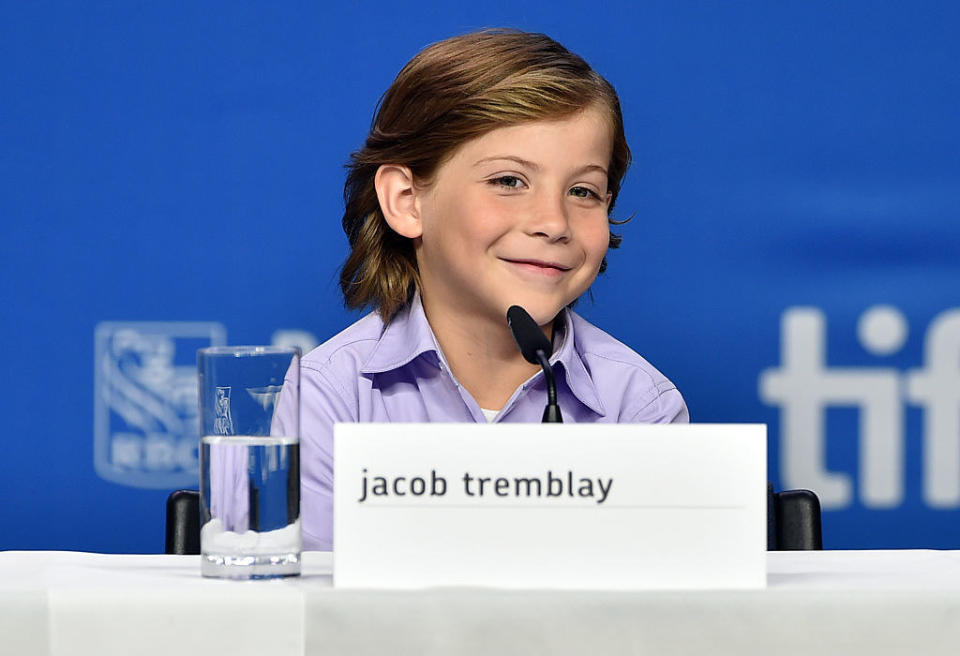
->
(506, 305), (553, 364)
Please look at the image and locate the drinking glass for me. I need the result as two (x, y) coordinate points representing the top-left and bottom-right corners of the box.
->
(197, 346), (300, 578)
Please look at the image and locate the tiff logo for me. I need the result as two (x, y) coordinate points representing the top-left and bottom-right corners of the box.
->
(760, 306), (960, 510)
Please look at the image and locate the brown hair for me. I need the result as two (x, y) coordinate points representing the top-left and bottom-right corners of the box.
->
(340, 29), (631, 320)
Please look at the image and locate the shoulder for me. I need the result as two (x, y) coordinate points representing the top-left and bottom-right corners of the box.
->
(301, 312), (384, 398)
(568, 311), (688, 422)
(303, 312), (383, 368)
(569, 312), (674, 391)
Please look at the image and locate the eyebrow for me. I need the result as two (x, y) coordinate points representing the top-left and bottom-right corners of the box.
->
(473, 156), (608, 177)
(474, 155), (540, 171)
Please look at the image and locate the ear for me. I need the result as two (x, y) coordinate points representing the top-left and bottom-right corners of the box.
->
(375, 165), (422, 239)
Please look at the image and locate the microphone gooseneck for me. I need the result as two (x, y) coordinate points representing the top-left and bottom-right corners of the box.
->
(506, 305), (563, 423)
(535, 350), (558, 407)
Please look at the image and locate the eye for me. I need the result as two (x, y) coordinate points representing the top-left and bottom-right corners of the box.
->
(569, 186), (601, 200)
(488, 175), (527, 190)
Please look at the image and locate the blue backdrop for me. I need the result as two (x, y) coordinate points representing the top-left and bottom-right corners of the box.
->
(2, 1), (959, 553)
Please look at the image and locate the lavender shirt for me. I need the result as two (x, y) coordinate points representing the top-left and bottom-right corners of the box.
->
(299, 295), (688, 550)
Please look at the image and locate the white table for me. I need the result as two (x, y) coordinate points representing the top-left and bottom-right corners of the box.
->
(3, 550), (960, 655)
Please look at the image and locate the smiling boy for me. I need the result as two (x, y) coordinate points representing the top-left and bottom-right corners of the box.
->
(300, 30), (688, 550)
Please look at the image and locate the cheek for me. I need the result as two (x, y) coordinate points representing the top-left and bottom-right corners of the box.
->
(581, 218), (612, 266)
(421, 216), (497, 271)
(426, 189), (495, 241)
(453, 197), (513, 246)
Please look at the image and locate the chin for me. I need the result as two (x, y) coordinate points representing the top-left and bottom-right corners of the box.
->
(500, 295), (569, 328)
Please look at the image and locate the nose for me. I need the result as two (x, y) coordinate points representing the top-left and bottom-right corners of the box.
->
(525, 191), (571, 243)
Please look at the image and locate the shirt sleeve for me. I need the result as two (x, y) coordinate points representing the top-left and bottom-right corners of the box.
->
(627, 386), (689, 424)
(299, 363), (357, 551)
(207, 440), (250, 533)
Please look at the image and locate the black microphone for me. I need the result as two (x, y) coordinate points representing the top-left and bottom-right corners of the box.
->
(506, 305), (563, 423)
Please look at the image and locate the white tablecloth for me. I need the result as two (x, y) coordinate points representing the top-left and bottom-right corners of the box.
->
(3, 550), (960, 655)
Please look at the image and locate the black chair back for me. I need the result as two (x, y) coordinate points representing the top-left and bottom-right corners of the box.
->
(772, 487), (823, 550)
(165, 489), (201, 555)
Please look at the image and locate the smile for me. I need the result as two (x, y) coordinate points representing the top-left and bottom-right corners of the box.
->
(501, 258), (572, 278)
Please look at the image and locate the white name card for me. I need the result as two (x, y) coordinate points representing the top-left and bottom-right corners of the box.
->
(333, 423), (766, 590)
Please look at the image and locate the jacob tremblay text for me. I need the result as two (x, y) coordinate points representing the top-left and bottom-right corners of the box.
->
(357, 469), (613, 504)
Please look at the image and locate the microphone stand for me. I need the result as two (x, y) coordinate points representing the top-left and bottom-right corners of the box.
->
(536, 349), (563, 423)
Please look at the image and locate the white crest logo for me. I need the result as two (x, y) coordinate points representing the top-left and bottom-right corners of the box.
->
(214, 386), (234, 435)
(94, 322), (226, 488)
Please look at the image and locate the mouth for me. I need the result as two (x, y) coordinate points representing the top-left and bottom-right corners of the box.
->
(502, 258), (572, 271)
(501, 258), (573, 277)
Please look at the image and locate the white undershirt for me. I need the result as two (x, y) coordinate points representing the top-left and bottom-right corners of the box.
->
(480, 408), (499, 423)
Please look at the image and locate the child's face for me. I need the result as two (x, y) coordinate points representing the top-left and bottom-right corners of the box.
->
(415, 106), (613, 328)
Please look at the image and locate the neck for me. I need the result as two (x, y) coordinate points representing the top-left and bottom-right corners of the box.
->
(420, 295), (552, 411)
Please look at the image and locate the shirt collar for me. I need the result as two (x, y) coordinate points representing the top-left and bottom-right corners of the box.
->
(360, 293), (442, 374)
(361, 294), (608, 417)
(549, 308), (607, 417)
